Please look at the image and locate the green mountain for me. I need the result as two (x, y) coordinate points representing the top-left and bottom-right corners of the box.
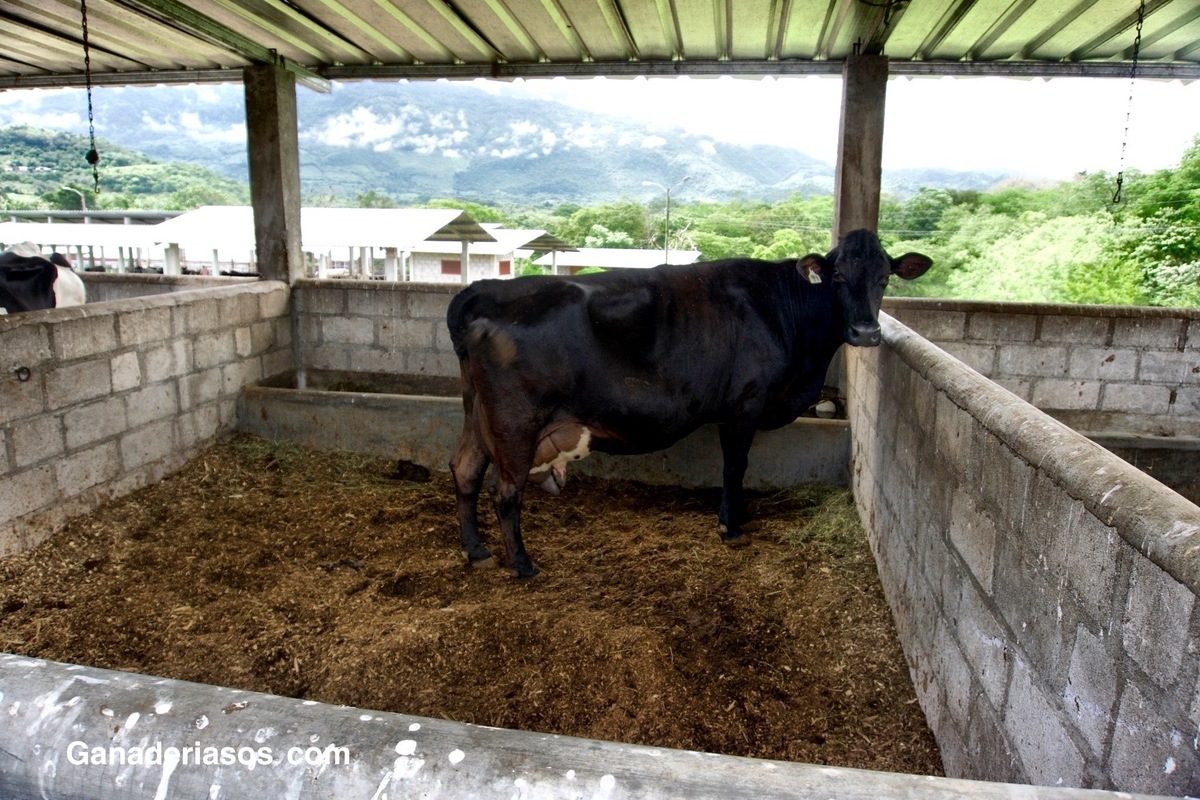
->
(0, 125), (249, 209)
(0, 82), (1004, 206)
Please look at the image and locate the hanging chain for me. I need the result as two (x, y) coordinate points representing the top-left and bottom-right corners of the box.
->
(80, 0), (100, 195)
(1112, 0), (1146, 205)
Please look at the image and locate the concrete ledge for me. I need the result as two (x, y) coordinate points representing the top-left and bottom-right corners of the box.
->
(886, 296), (1200, 321)
(881, 314), (1200, 593)
(0, 653), (1173, 800)
(238, 384), (851, 490)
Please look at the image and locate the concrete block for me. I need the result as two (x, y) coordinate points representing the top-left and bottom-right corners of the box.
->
(997, 344), (1068, 378)
(303, 343), (352, 372)
(296, 314), (321, 347)
(110, 351), (142, 393)
(1063, 511), (1122, 626)
(1004, 655), (1086, 788)
(120, 418), (175, 470)
(949, 491), (997, 594)
(405, 349), (460, 378)
(258, 287), (290, 319)
(183, 298), (222, 334)
(1068, 348), (1137, 381)
(1138, 351), (1200, 384)
(1172, 387), (1200, 416)
(345, 287), (402, 318)
(939, 342), (996, 376)
(348, 348), (406, 375)
(1100, 383), (1173, 415)
(993, 537), (1072, 689)
(55, 440), (121, 497)
(1063, 625), (1117, 757)
(993, 378), (1034, 401)
(125, 381), (179, 428)
(1031, 380), (1101, 411)
(968, 312), (1037, 343)
(143, 341), (191, 384)
(408, 290), (455, 320)
(262, 347), (294, 382)
(45, 359), (112, 409)
(0, 369), (45, 426)
(63, 396), (127, 450)
(193, 330), (238, 370)
(10, 414), (64, 469)
(1, 322), (52, 367)
(1038, 315), (1110, 345)
(322, 316), (375, 346)
(219, 293), (261, 327)
(0, 464), (55, 525)
(377, 317), (437, 351)
(117, 306), (172, 347)
(955, 583), (1009, 709)
(221, 358), (263, 397)
(889, 309), (966, 341)
(978, 436), (1032, 533)
(235, 326), (253, 358)
(294, 286), (345, 315)
(1122, 554), (1195, 691)
(0, 429), (8, 477)
(966, 689), (1024, 784)
(1111, 317), (1185, 350)
(175, 403), (221, 453)
(51, 314), (117, 360)
(1110, 680), (1200, 794)
(250, 321), (277, 355)
(929, 620), (971, 736)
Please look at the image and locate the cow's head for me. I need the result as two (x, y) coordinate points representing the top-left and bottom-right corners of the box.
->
(799, 229), (931, 347)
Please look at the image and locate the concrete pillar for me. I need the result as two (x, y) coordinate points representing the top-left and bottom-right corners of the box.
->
(384, 247), (398, 281)
(164, 244), (182, 276)
(833, 54), (888, 241)
(460, 239), (470, 285)
(244, 63), (304, 284)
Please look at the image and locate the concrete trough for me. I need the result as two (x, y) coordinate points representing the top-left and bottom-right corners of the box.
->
(239, 369), (852, 490)
(0, 654), (1174, 800)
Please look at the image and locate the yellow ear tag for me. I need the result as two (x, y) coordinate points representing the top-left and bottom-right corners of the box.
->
(806, 270), (822, 285)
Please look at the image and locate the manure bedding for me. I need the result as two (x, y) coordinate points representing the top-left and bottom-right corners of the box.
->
(0, 434), (941, 775)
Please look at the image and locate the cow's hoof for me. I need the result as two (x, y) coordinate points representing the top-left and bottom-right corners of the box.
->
(508, 564), (541, 580)
(463, 551), (499, 570)
(721, 533), (752, 549)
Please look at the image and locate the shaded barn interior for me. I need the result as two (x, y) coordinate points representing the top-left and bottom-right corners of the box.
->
(3, 0), (1200, 797)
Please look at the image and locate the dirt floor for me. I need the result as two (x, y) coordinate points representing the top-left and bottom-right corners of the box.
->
(0, 434), (941, 776)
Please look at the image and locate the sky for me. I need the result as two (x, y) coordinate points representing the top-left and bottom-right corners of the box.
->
(501, 75), (1200, 179)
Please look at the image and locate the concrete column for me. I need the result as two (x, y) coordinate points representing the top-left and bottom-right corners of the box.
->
(164, 243), (182, 276)
(384, 247), (398, 281)
(460, 239), (470, 285)
(833, 54), (888, 241)
(244, 63), (304, 284)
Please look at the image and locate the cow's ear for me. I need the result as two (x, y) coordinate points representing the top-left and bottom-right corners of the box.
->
(891, 252), (932, 280)
(798, 254), (829, 285)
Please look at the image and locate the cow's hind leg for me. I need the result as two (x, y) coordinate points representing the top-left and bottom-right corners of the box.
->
(717, 423), (756, 547)
(450, 422), (496, 569)
(495, 471), (538, 579)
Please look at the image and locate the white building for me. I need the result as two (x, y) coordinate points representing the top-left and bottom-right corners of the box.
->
(408, 226), (575, 284)
(533, 247), (702, 275)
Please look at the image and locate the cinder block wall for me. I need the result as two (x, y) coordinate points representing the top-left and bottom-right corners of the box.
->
(847, 312), (1200, 794)
(293, 280), (459, 378)
(81, 273), (257, 303)
(886, 299), (1200, 438)
(0, 283), (293, 555)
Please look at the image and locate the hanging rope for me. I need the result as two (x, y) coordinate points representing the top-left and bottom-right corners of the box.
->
(1112, 0), (1146, 205)
(79, 0), (100, 194)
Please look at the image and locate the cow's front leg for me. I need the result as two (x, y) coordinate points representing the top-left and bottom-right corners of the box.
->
(495, 475), (538, 578)
(717, 423), (756, 547)
(450, 424), (496, 569)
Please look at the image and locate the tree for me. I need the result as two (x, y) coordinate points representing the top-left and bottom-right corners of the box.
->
(356, 189), (397, 208)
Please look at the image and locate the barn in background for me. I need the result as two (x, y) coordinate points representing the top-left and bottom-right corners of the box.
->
(2, 1), (1200, 797)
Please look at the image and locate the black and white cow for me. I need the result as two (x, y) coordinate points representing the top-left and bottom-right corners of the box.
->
(0, 242), (87, 315)
(446, 228), (931, 578)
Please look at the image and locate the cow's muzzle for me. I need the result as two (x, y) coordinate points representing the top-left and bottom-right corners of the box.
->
(845, 323), (882, 347)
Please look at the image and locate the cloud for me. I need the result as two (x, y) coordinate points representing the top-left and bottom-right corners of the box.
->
(177, 111), (245, 143)
(140, 112), (177, 133)
(5, 111), (81, 130)
(699, 140), (717, 155)
(641, 135), (667, 149)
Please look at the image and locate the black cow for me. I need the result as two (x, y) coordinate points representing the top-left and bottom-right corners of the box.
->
(0, 245), (86, 314)
(447, 228), (931, 578)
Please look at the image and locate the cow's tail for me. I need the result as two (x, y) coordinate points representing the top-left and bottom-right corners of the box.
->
(446, 289), (476, 360)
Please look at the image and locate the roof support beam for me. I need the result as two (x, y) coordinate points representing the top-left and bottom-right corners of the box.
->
(833, 53), (887, 241)
(110, 0), (330, 91)
(244, 63), (304, 285)
(2, 57), (1199, 91)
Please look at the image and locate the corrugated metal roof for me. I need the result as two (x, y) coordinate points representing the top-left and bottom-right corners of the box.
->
(534, 247), (701, 268)
(1, 0), (1197, 91)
